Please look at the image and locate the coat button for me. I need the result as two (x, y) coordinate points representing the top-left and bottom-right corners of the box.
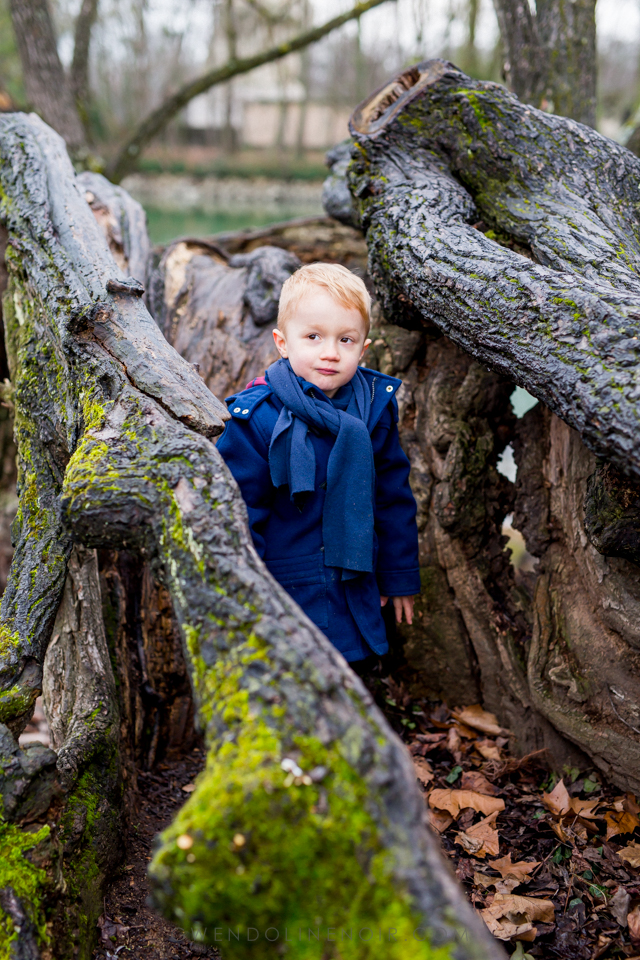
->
(233, 407), (241, 413)
(386, 384), (393, 392)
(242, 409), (249, 415)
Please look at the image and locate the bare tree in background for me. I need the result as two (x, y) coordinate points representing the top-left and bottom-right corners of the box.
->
(7, 0), (392, 175)
(222, 0), (239, 153)
(106, 0), (390, 181)
(493, 0), (597, 127)
(9, 0), (89, 152)
(70, 0), (99, 139)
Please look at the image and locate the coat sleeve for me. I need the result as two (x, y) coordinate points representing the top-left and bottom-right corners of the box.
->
(373, 403), (421, 597)
(216, 413), (274, 560)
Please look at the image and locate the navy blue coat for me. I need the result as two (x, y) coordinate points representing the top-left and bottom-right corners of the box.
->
(217, 367), (420, 662)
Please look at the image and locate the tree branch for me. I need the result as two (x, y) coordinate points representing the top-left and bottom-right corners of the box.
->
(347, 60), (640, 479)
(105, 0), (393, 183)
(242, 0), (297, 27)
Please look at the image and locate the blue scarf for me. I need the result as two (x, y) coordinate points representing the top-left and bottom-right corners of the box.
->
(266, 358), (375, 574)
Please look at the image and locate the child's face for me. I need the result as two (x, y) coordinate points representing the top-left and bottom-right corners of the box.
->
(272, 288), (371, 398)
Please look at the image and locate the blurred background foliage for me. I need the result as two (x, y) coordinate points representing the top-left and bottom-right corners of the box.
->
(1, 0), (638, 240)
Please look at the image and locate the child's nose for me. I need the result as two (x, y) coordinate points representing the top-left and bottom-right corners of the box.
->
(320, 342), (340, 358)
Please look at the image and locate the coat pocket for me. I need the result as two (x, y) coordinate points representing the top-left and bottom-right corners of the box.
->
(265, 554), (329, 629)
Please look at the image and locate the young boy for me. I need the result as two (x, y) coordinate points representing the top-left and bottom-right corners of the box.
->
(217, 263), (420, 664)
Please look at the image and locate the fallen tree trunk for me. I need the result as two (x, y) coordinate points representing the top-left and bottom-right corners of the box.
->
(0, 114), (498, 959)
(336, 60), (640, 791)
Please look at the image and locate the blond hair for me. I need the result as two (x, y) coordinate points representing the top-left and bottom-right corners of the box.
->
(277, 263), (371, 336)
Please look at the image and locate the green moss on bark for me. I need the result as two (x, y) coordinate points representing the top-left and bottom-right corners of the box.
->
(0, 626), (21, 662)
(0, 821), (50, 958)
(150, 627), (456, 960)
(0, 682), (38, 725)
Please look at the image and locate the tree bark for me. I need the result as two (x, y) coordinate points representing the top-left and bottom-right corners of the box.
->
(349, 60), (640, 481)
(336, 60), (640, 790)
(8, 0), (86, 153)
(147, 237), (300, 400)
(0, 113), (499, 959)
(493, 0), (596, 127)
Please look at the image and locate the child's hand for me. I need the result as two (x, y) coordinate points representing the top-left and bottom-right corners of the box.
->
(380, 595), (415, 625)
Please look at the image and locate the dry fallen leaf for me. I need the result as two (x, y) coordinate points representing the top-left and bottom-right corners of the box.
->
(605, 809), (640, 840)
(452, 720), (478, 739)
(429, 788), (505, 819)
(489, 853), (541, 882)
(181, 783), (196, 793)
(543, 779), (571, 817)
(475, 739), (502, 761)
(456, 810), (501, 859)
(455, 832), (486, 856)
(416, 732), (447, 745)
(569, 819), (588, 842)
(618, 840), (640, 868)
(629, 904), (640, 944)
(542, 779), (601, 821)
(412, 757), (434, 786)
(474, 872), (496, 890)
(479, 908), (534, 942)
(446, 727), (462, 760)
(98, 915), (130, 944)
(460, 771), (497, 796)
(427, 808), (453, 833)
(625, 793), (640, 816)
(474, 872), (520, 894)
(608, 885), (631, 926)
(613, 794), (640, 816)
(452, 705), (506, 736)
(496, 878), (521, 895)
(549, 821), (571, 844)
(479, 893), (554, 942)
(569, 797), (601, 819)
(500, 894), (554, 923)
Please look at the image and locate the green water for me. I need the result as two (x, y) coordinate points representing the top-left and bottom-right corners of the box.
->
(145, 205), (321, 245)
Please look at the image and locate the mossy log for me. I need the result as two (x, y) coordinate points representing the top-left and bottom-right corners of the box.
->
(347, 59), (640, 480)
(0, 115), (499, 958)
(336, 60), (640, 791)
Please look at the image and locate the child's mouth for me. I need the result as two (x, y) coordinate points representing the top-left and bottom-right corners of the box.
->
(317, 368), (338, 375)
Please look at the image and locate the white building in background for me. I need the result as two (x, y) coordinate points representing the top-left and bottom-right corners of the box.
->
(184, 0), (350, 150)
(242, 101), (350, 149)
(186, 87), (350, 150)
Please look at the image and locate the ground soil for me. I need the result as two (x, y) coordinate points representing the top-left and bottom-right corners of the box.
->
(92, 747), (219, 960)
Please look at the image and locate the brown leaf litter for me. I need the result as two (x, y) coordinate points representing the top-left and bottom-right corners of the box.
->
(364, 671), (640, 960)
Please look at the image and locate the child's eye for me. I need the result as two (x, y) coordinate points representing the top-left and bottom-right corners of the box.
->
(340, 337), (353, 343)
(308, 334), (319, 340)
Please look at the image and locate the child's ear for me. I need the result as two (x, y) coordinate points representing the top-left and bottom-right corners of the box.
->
(272, 327), (287, 358)
(360, 338), (372, 358)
